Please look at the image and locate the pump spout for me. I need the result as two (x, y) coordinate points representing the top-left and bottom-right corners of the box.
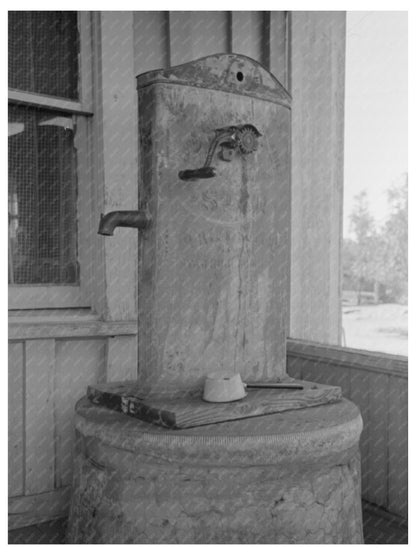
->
(98, 208), (152, 236)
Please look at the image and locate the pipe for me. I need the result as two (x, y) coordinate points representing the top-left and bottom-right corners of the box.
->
(98, 209), (152, 236)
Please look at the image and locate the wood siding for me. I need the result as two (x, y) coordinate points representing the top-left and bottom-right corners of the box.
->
(287, 338), (408, 520)
(8, 332), (137, 529)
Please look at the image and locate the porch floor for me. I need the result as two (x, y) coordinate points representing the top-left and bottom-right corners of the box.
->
(8, 501), (408, 544)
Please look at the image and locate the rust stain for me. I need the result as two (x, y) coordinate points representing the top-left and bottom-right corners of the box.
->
(239, 161), (249, 216)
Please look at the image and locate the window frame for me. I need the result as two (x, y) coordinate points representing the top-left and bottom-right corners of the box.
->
(8, 12), (94, 310)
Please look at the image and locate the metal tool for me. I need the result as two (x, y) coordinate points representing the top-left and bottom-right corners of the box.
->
(244, 382), (304, 390)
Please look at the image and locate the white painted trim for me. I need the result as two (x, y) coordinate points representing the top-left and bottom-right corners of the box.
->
(8, 286), (86, 310)
(8, 89), (93, 115)
(78, 12), (94, 112)
(9, 319), (137, 340)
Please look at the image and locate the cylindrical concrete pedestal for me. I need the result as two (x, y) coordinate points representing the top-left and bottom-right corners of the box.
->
(67, 398), (363, 544)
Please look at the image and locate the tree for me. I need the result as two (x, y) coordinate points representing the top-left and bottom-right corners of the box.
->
(379, 174), (408, 301)
(348, 191), (377, 303)
(343, 175), (408, 304)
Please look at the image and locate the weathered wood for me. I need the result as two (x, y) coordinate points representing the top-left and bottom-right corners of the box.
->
(87, 379), (342, 429)
(298, 360), (332, 389)
(55, 339), (106, 488)
(9, 319), (137, 341)
(133, 11), (170, 74)
(344, 368), (370, 500)
(8, 487), (71, 530)
(268, 12), (289, 88)
(77, 12), (93, 111)
(290, 12), (346, 344)
(24, 340), (55, 495)
(287, 338), (408, 377)
(286, 356), (303, 381)
(74, 114), (94, 309)
(388, 376), (408, 517)
(8, 342), (24, 497)
(287, 341), (408, 519)
(169, 12), (229, 67)
(105, 336), (137, 382)
(7, 88), (92, 115)
(287, 349), (351, 400)
(230, 12), (263, 62)
(366, 372), (389, 508)
(8, 285), (84, 310)
(99, 11), (138, 321)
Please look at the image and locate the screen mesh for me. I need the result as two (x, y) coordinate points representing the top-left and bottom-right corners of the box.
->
(8, 105), (79, 284)
(8, 11), (79, 99)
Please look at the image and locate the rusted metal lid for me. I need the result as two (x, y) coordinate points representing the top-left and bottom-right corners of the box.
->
(136, 53), (291, 108)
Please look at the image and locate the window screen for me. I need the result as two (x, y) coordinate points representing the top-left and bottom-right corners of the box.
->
(8, 11), (81, 286)
(8, 105), (79, 284)
(8, 11), (79, 99)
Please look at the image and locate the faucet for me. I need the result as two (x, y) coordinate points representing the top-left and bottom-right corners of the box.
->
(98, 207), (152, 236)
(178, 124), (261, 181)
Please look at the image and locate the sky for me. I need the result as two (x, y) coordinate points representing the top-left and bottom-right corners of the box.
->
(343, 11), (408, 238)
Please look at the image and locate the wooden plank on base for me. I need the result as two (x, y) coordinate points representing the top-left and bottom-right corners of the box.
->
(87, 379), (342, 429)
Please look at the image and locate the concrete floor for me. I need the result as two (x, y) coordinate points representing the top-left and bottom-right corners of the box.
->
(8, 501), (408, 544)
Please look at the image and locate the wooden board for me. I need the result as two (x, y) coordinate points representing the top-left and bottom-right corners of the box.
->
(25, 339), (56, 495)
(8, 342), (24, 497)
(87, 379), (342, 429)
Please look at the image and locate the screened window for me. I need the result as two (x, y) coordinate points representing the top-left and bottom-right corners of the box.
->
(8, 11), (92, 305)
(8, 105), (78, 284)
(8, 11), (79, 99)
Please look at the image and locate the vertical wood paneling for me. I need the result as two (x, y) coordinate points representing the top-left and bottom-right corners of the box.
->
(55, 339), (106, 488)
(8, 342), (24, 497)
(287, 356), (351, 400)
(133, 11), (288, 78)
(267, 12), (288, 87)
(133, 11), (169, 74)
(366, 372), (389, 507)
(321, 365), (351, 400)
(388, 376), (408, 517)
(230, 11), (263, 62)
(286, 356), (303, 380)
(169, 12), (229, 67)
(24, 339), (55, 495)
(300, 361), (328, 385)
(105, 336), (137, 382)
(287, 347), (407, 518)
(346, 368), (370, 499)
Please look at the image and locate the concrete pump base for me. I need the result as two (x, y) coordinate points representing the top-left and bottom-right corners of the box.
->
(67, 397), (363, 544)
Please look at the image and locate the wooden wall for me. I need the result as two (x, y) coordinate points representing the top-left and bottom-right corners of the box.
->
(290, 12), (346, 344)
(287, 339), (408, 519)
(8, 319), (137, 529)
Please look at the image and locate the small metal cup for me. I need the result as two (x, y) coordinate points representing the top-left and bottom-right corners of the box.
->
(203, 373), (247, 403)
